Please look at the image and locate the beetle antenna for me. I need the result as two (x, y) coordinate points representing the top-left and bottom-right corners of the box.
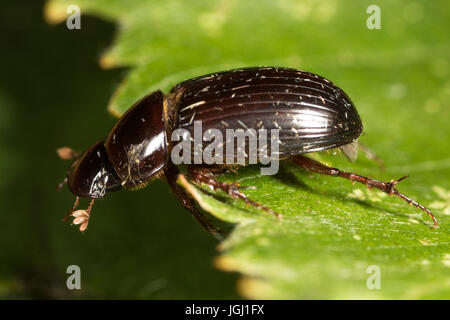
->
(57, 147), (79, 160)
(64, 198), (95, 232)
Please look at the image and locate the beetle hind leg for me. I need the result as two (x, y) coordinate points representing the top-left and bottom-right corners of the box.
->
(188, 166), (281, 219)
(291, 155), (438, 227)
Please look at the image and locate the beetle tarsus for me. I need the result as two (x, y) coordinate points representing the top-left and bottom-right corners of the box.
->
(390, 186), (438, 228)
(292, 155), (438, 227)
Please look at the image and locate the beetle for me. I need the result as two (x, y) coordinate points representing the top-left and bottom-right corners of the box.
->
(58, 66), (438, 233)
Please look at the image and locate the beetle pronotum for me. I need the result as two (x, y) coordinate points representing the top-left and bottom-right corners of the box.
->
(58, 67), (438, 233)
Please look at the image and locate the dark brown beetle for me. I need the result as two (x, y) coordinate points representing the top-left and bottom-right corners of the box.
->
(58, 67), (437, 233)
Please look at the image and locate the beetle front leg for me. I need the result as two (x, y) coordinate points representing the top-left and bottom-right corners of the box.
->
(164, 164), (222, 236)
(291, 155), (438, 227)
(188, 166), (281, 219)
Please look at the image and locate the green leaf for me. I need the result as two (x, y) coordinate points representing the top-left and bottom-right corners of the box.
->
(46, 0), (450, 298)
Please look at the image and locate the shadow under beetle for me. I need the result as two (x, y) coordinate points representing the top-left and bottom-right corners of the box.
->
(58, 67), (438, 234)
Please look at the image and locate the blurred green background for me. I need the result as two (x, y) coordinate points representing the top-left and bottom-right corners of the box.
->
(0, 0), (449, 299)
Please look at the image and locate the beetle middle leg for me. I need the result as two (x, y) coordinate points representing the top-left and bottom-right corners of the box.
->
(62, 196), (80, 222)
(164, 164), (222, 236)
(188, 165), (281, 219)
(358, 142), (385, 169)
(291, 155), (438, 227)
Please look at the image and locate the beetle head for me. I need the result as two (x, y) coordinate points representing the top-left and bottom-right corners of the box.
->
(65, 141), (122, 199)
